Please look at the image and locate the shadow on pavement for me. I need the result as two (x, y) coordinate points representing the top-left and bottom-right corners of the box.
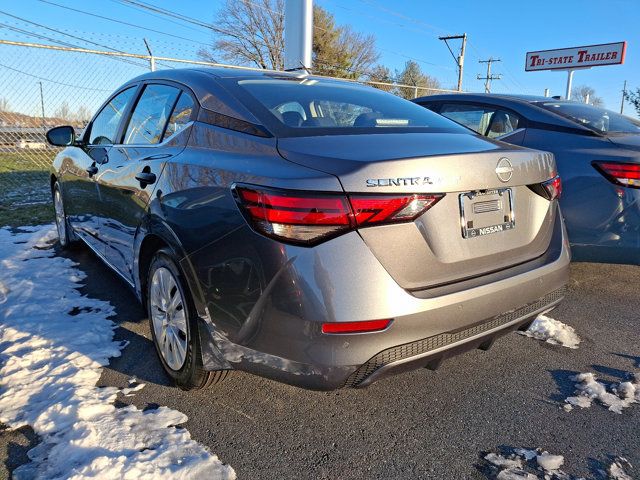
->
(62, 243), (172, 387)
(0, 424), (39, 478)
(548, 368), (580, 403)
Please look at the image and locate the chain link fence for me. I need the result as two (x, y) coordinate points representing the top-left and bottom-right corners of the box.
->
(0, 39), (459, 210)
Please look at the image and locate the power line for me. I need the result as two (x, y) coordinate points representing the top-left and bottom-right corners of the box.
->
(0, 61), (111, 92)
(35, 0), (212, 47)
(0, 12), (150, 69)
(118, 0), (454, 74)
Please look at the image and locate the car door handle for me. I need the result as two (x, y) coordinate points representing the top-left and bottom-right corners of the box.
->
(135, 171), (156, 186)
(141, 153), (171, 161)
(86, 165), (98, 177)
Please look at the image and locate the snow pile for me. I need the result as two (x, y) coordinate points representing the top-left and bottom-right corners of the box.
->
(0, 226), (235, 479)
(519, 314), (581, 349)
(484, 448), (633, 479)
(609, 457), (633, 480)
(565, 372), (639, 414)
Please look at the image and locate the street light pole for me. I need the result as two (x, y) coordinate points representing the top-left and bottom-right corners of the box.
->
(284, 0), (313, 71)
(565, 70), (574, 100)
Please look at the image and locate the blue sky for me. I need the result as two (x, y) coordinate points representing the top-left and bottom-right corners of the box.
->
(0, 0), (637, 117)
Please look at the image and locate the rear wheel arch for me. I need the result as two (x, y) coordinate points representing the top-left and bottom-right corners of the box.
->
(135, 225), (205, 317)
(137, 233), (170, 310)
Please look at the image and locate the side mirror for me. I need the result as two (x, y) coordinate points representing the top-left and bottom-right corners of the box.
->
(46, 125), (76, 147)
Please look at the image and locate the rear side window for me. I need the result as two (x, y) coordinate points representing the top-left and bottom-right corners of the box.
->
(124, 84), (181, 145)
(163, 92), (195, 140)
(440, 103), (521, 138)
(89, 87), (135, 145)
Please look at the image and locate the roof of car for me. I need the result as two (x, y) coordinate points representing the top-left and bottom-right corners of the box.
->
(130, 66), (348, 84)
(413, 92), (560, 104)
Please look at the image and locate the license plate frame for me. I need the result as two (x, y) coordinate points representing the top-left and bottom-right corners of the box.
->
(459, 188), (515, 239)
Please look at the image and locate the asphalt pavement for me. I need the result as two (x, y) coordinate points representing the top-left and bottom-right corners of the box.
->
(2, 245), (639, 479)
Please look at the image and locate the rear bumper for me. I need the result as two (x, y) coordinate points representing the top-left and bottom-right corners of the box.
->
(198, 210), (571, 390)
(348, 287), (564, 387)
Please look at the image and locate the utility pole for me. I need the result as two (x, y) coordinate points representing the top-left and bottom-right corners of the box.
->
(439, 34), (466, 91)
(621, 80), (627, 114)
(477, 58), (501, 93)
(37, 81), (45, 129)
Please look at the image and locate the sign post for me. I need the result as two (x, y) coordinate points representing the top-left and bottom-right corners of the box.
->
(525, 42), (626, 99)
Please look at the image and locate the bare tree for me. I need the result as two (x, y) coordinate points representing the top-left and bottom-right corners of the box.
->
(367, 64), (396, 93)
(74, 105), (92, 124)
(198, 1), (379, 78)
(625, 87), (640, 116)
(55, 102), (71, 120)
(198, 0), (284, 70)
(571, 85), (604, 107)
(395, 61), (441, 99)
(0, 97), (9, 112)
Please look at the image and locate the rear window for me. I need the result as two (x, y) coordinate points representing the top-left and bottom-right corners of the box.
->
(232, 78), (467, 137)
(539, 102), (640, 134)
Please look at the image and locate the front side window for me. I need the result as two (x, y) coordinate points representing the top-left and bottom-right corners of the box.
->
(440, 104), (520, 138)
(440, 104), (490, 133)
(88, 87), (135, 145)
(124, 84), (181, 145)
(163, 92), (195, 140)
(231, 78), (466, 137)
(486, 111), (520, 138)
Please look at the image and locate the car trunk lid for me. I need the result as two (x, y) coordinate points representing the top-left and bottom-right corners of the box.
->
(278, 133), (558, 289)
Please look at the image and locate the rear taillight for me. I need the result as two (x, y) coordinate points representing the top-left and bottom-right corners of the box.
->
(593, 161), (640, 188)
(350, 194), (443, 226)
(322, 319), (391, 334)
(234, 186), (444, 245)
(528, 175), (562, 201)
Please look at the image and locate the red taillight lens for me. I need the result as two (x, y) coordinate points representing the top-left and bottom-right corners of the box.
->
(235, 187), (353, 244)
(543, 175), (562, 200)
(593, 161), (640, 188)
(349, 194), (444, 226)
(322, 319), (391, 334)
(529, 175), (562, 201)
(235, 186), (445, 245)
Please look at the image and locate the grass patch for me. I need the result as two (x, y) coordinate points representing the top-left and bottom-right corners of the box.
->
(0, 151), (53, 218)
(0, 203), (54, 228)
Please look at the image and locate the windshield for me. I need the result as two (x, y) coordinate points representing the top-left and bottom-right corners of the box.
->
(539, 101), (640, 134)
(232, 77), (467, 137)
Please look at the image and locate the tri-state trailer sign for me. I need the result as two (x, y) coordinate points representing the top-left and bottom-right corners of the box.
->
(525, 42), (626, 71)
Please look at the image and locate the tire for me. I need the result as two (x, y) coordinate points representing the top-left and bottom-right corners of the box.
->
(52, 182), (77, 249)
(146, 248), (228, 390)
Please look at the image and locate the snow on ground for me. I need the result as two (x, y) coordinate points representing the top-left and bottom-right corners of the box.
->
(0, 226), (235, 479)
(519, 313), (581, 349)
(565, 371), (639, 414)
(484, 448), (633, 479)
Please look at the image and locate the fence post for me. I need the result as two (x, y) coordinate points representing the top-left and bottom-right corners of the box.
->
(143, 38), (155, 72)
(413, 86), (419, 98)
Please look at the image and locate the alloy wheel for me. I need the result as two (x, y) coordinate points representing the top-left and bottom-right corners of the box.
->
(150, 266), (188, 371)
(53, 188), (67, 245)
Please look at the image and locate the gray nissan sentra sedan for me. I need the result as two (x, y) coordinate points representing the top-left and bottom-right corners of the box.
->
(46, 68), (569, 391)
